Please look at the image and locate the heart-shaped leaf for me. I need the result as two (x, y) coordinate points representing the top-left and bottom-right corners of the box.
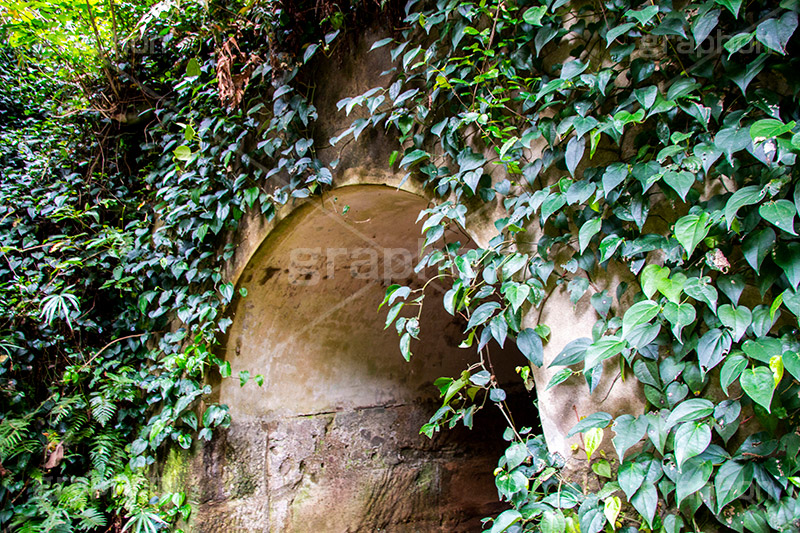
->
(675, 213), (711, 257)
(640, 264), (670, 299)
(663, 171), (695, 200)
(755, 12), (798, 55)
(516, 328), (543, 367)
(718, 304), (752, 342)
(674, 421), (712, 468)
(662, 302), (696, 341)
(740, 366), (776, 412)
(760, 200), (797, 236)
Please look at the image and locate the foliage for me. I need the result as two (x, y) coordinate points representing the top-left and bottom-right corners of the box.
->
(3, 0), (800, 531)
(339, 0), (800, 531)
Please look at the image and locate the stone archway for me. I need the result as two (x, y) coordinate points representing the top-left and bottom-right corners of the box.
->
(184, 184), (533, 532)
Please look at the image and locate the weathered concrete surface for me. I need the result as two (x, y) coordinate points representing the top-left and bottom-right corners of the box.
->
(162, 186), (527, 531)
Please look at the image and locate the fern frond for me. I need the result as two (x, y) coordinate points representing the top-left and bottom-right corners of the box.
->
(90, 393), (116, 427)
(78, 507), (108, 530)
(90, 430), (125, 478)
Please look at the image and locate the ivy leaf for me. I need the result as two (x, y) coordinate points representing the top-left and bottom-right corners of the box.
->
(750, 119), (796, 141)
(584, 336), (626, 372)
(728, 54), (767, 95)
(698, 328), (732, 372)
(692, 9), (720, 49)
(759, 200), (797, 235)
(612, 414), (648, 462)
(606, 22), (636, 46)
(578, 218), (603, 253)
(565, 135), (585, 177)
(724, 32), (753, 57)
(676, 459), (713, 506)
(621, 300), (661, 339)
(662, 302), (696, 341)
(626, 6), (659, 26)
(490, 509), (522, 533)
(602, 162), (628, 196)
(674, 421), (712, 468)
(657, 272), (686, 304)
(782, 351), (800, 382)
(774, 242), (800, 290)
(399, 149), (429, 168)
(546, 368), (574, 390)
(662, 170), (694, 201)
(523, 6), (547, 26)
(742, 228), (775, 274)
(618, 459), (646, 500)
(517, 328), (543, 367)
(640, 264), (670, 299)
(567, 411), (613, 437)
(550, 337), (591, 366)
(693, 143), (722, 175)
(578, 496), (606, 533)
(718, 275), (745, 305)
(720, 354), (748, 396)
(585, 427), (604, 462)
(503, 283), (530, 312)
(666, 398), (714, 429)
(630, 483), (658, 528)
(674, 212), (711, 257)
(715, 460), (754, 511)
(603, 496), (621, 526)
(540, 510), (566, 533)
(755, 12), (798, 55)
(715, 127), (753, 162)
(714, 0), (742, 17)
(740, 366), (776, 412)
(718, 304), (752, 342)
(466, 302), (500, 330)
(568, 276), (589, 304)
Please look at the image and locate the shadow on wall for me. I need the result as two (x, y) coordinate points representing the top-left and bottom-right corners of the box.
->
(171, 185), (539, 532)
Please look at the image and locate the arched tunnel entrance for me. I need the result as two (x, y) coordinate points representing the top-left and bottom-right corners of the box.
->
(195, 185), (538, 532)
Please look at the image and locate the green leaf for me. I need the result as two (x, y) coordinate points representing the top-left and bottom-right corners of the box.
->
(724, 32), (753, 57)
(186, 57), (201, 77)
(640, 264), (670, 299)
(220, 361), (231, 378)
(666, 399), (715, 428)
(546, 368), (574, 390)
(618, 459), (646, 499)
(568, 412), (613, 437)
(517, 328), (543, 367)
(657, 272), (686, 304)
(565, 135), (585, 177)
(781, 351), (800, 384)
(750, 119), (796, 141)
(676, 458), (713, 507)
(755, 12), (798, 55)
(579, 218), (602, 253)
(630, 483), (658, 528)
(742, 228), (775, 274)
(627, 6), (659, 26)
(612, 414), (648, 462)
(692, 9), (720, 47)
(173, 145), (192, 161)
(662, 301), (696, 341)
(774, 243), (800, 290)
(490, 509), (522, 533)
(399, 149), (429, 168)
(594, 459), (612, 478)
(721, 354), (748, 396)
(585, 427), (604, 461)
(718, 304), (752, 342)
(606, 23), (636, 46)
(550, 337), (591, 367)
(662, 170), (694, 201)
(584, 336), (626, 372)
(523, 6), (547, 26)
(715, 460), (754, 511)
(540, 510), (566, 533)
(674, 421), (712, 468)
(714, 0), (742, 17)
(466, 302), (500, 330)
(503, 283), (530, 312)
(505, 442), (529, 470)
(674, 212), (711, 257)
(621, 300), (661, 339)
(602, 163), (628, 195)
(303, 43), (319, 63)
(760, 200), (797, 235)
(698, 328), (732, 372)
(740, 366), (776, 412)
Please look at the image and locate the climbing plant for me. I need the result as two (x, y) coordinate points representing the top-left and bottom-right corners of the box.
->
(339, 0), (800, 531)
(2, 0), (800, 531)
